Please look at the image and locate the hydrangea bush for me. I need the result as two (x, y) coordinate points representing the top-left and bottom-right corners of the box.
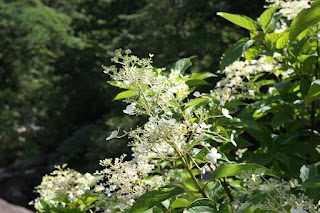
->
(33, 0), (320, 212)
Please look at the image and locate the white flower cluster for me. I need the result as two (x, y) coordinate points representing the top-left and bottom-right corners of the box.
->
(265, 0), (313, 20)
(97, 50), (238, 211)
(129, 116), (189, 158)
(95, 154), (165, 212)
(103, 49), (189, 117)
(35, 164), (97, 206)
(234, 170), (319, 213)
(211, 56), (275, 103)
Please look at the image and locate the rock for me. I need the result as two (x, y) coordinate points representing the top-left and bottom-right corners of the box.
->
(0, 198), (33, 213)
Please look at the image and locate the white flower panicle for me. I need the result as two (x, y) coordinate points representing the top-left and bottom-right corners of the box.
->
(129, 116), (190, 158)
(234, 170), (318, 212)
(35, 164), (97, 206)
(103, 49), (189, 116)
(211, 56), (275, 102)
(265, 0), (313, 20)
(96, 154), (165, 211)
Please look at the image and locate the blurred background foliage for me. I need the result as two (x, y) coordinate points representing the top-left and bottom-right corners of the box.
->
(0, 0), (264, 208)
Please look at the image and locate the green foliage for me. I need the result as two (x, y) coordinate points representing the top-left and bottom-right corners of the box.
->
(216, 2), (320, 183)
(306, 79), (320, 104)
(184, 199), (216, 213)
(210, 163), (276, 180)
(220, 38), (254, 70)
(289, 3), (320, 42)
(259, 6), (280, 33)
(217, 12), (257, 31)
(129, 185), (185, 213)
(2, 0), (319, 212)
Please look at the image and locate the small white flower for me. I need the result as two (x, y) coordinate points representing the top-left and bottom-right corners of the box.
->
(248, 90), (254, 96)
(106, 130), (118, 141)
(167, 118), (176, 125)
(149, 116), (158, 122)
(120, 203), (126, 210)
(68, 192), (77, 200)
(293, 179), (301, 187)
(105, 188), (112, 197)
(193, 91), (201, 98)
(273, 52), (281, 58)
(166, 111), (173, 116)
(259, 184), (268, 191)
(123, 103), (136, 114)
(290, 206), (308, 213)
(201, 166), (206, 175)
(200, 122), (212, 129)
(230, 134), (237, 147)
(206, 147), (222, 164)
(179, 74), (190, 79)
(124, 78), (134, 84)
(93, 170), (100, 175)
(222, 108), (233, 119)
(109, 184), (116, 191)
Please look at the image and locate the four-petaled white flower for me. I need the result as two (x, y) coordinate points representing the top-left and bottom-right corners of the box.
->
(123, 103), (136, 114)
(222, 108), (233, 119)
(206, 147), (222, 164)
(106, 130), (118, 141)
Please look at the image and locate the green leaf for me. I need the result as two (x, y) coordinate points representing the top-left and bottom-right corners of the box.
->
(208, 182), (222, 200)
(152, 207), (164, 213)
(265, 33), (284, 49)
(217, 12), (257, 31)
(170, 198), (189, 209)
(302, 175), (320, 188)
(185, 98), (210, 114)
(271, 109), (292, 130)
(306, 79), (320, 104)
(259, 6), (280, 32)
(210, 163), (275, 180)
(195, 148), (210, 163)
(289, 5), (320, 42)
(276, 33), (289, 49)
(171, 56), (195, 74)
(182, 177), (199, 191)
(37, 199), (51, 212)
(220, 38), (254, 70)
(274, 152), (290, 169)
(129, 185), (185, 213)
(312, 0), (320, 7)
(107, 81), (138, 90)
(185, 79), (210, 86)
(188, 72), (217, 80)
(184, 198), (216, 213)
(114, 90), (139, 100)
